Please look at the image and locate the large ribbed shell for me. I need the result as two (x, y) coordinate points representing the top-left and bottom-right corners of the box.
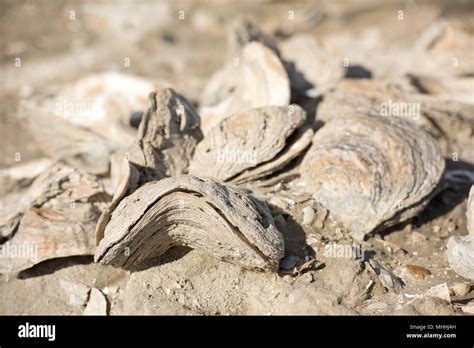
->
(95, 175), (284, 271)
(189, 105), (312, 183)
(300, 114), (445, 238)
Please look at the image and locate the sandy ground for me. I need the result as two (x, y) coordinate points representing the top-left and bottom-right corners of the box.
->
(1, 0), (473, 315)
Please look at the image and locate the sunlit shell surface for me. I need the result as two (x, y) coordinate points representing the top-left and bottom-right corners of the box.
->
(199, 42), (290, 134)
(95, 175), (284, 271)
(190, 105), (311, 183)
(279, 34), (345, 97)
(300, 114), (445, 239)
(94, 88), (203, 244)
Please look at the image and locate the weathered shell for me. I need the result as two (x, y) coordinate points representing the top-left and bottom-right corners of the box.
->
(415, 20), (474, 75)
(94, 88), (203, 244)
(30, 116), (113, 175)
(316, 78), (418, 123)
(95, 175), (284, 271)
(0, 158), (53, 197)
(189, 105), (312, 184)
(300, 114), (445, 239)
(127, 88), (202, 178)
(200, 19), (279, 109)
(279, 34), (345, 97)
(446, 186), (474, 280)
(199, 42), (290, 134)
(22, 72), (162, 144)
(0, 162), (107, 273)
(18, 72), (167, 175)
(408, 75), (474, 105)
(226, 17), (279, 61)
(317, 78), (474, 163)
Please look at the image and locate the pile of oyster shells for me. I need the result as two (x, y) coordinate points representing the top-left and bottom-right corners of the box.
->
(1, 19), (472, 279)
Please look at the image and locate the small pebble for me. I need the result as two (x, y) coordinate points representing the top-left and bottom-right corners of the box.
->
(447, 221), (456, 233)
(406, 264), (431, 280)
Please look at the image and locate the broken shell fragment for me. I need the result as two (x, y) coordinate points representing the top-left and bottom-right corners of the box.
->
(95, 175), (284, 271)
(199, 42), (290, 133)
(0, 162), (107, 273)
(446, 186), (474, 280)
(447, 237), (474, 280)
(300, 114), (445, 238)
(126, 88), (203, 180)
(189, 105), (312, 184)
(467, 186), (474, 235)
(0, 158), (53, 197)
(83, 288), (108, 316)
(449, 282), (471, 297)
(368, 259), (403, 293)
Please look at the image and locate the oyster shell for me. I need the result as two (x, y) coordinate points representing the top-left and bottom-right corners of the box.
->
(317, 78), (474, 163)
(408, 74), (474, 105)
(19, 72), (166, 174)
(279, 34), (345, 97)
(0, 158), (53, 197)
(226, 17), (278, 60)
(22, 72), (161, 144)
(189, 105), (313, 184)
(300, 114), (445, 239)
(415, 20), (474, 76)
(95, 175), (284, 271)
(0, 162), (108, 273)
(94, 88), (203, 244)
(199, 42), (290, 134)
(200, 19), (279, 109)
(23, 109), (113, 175)
(126, 88), (203, 181)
